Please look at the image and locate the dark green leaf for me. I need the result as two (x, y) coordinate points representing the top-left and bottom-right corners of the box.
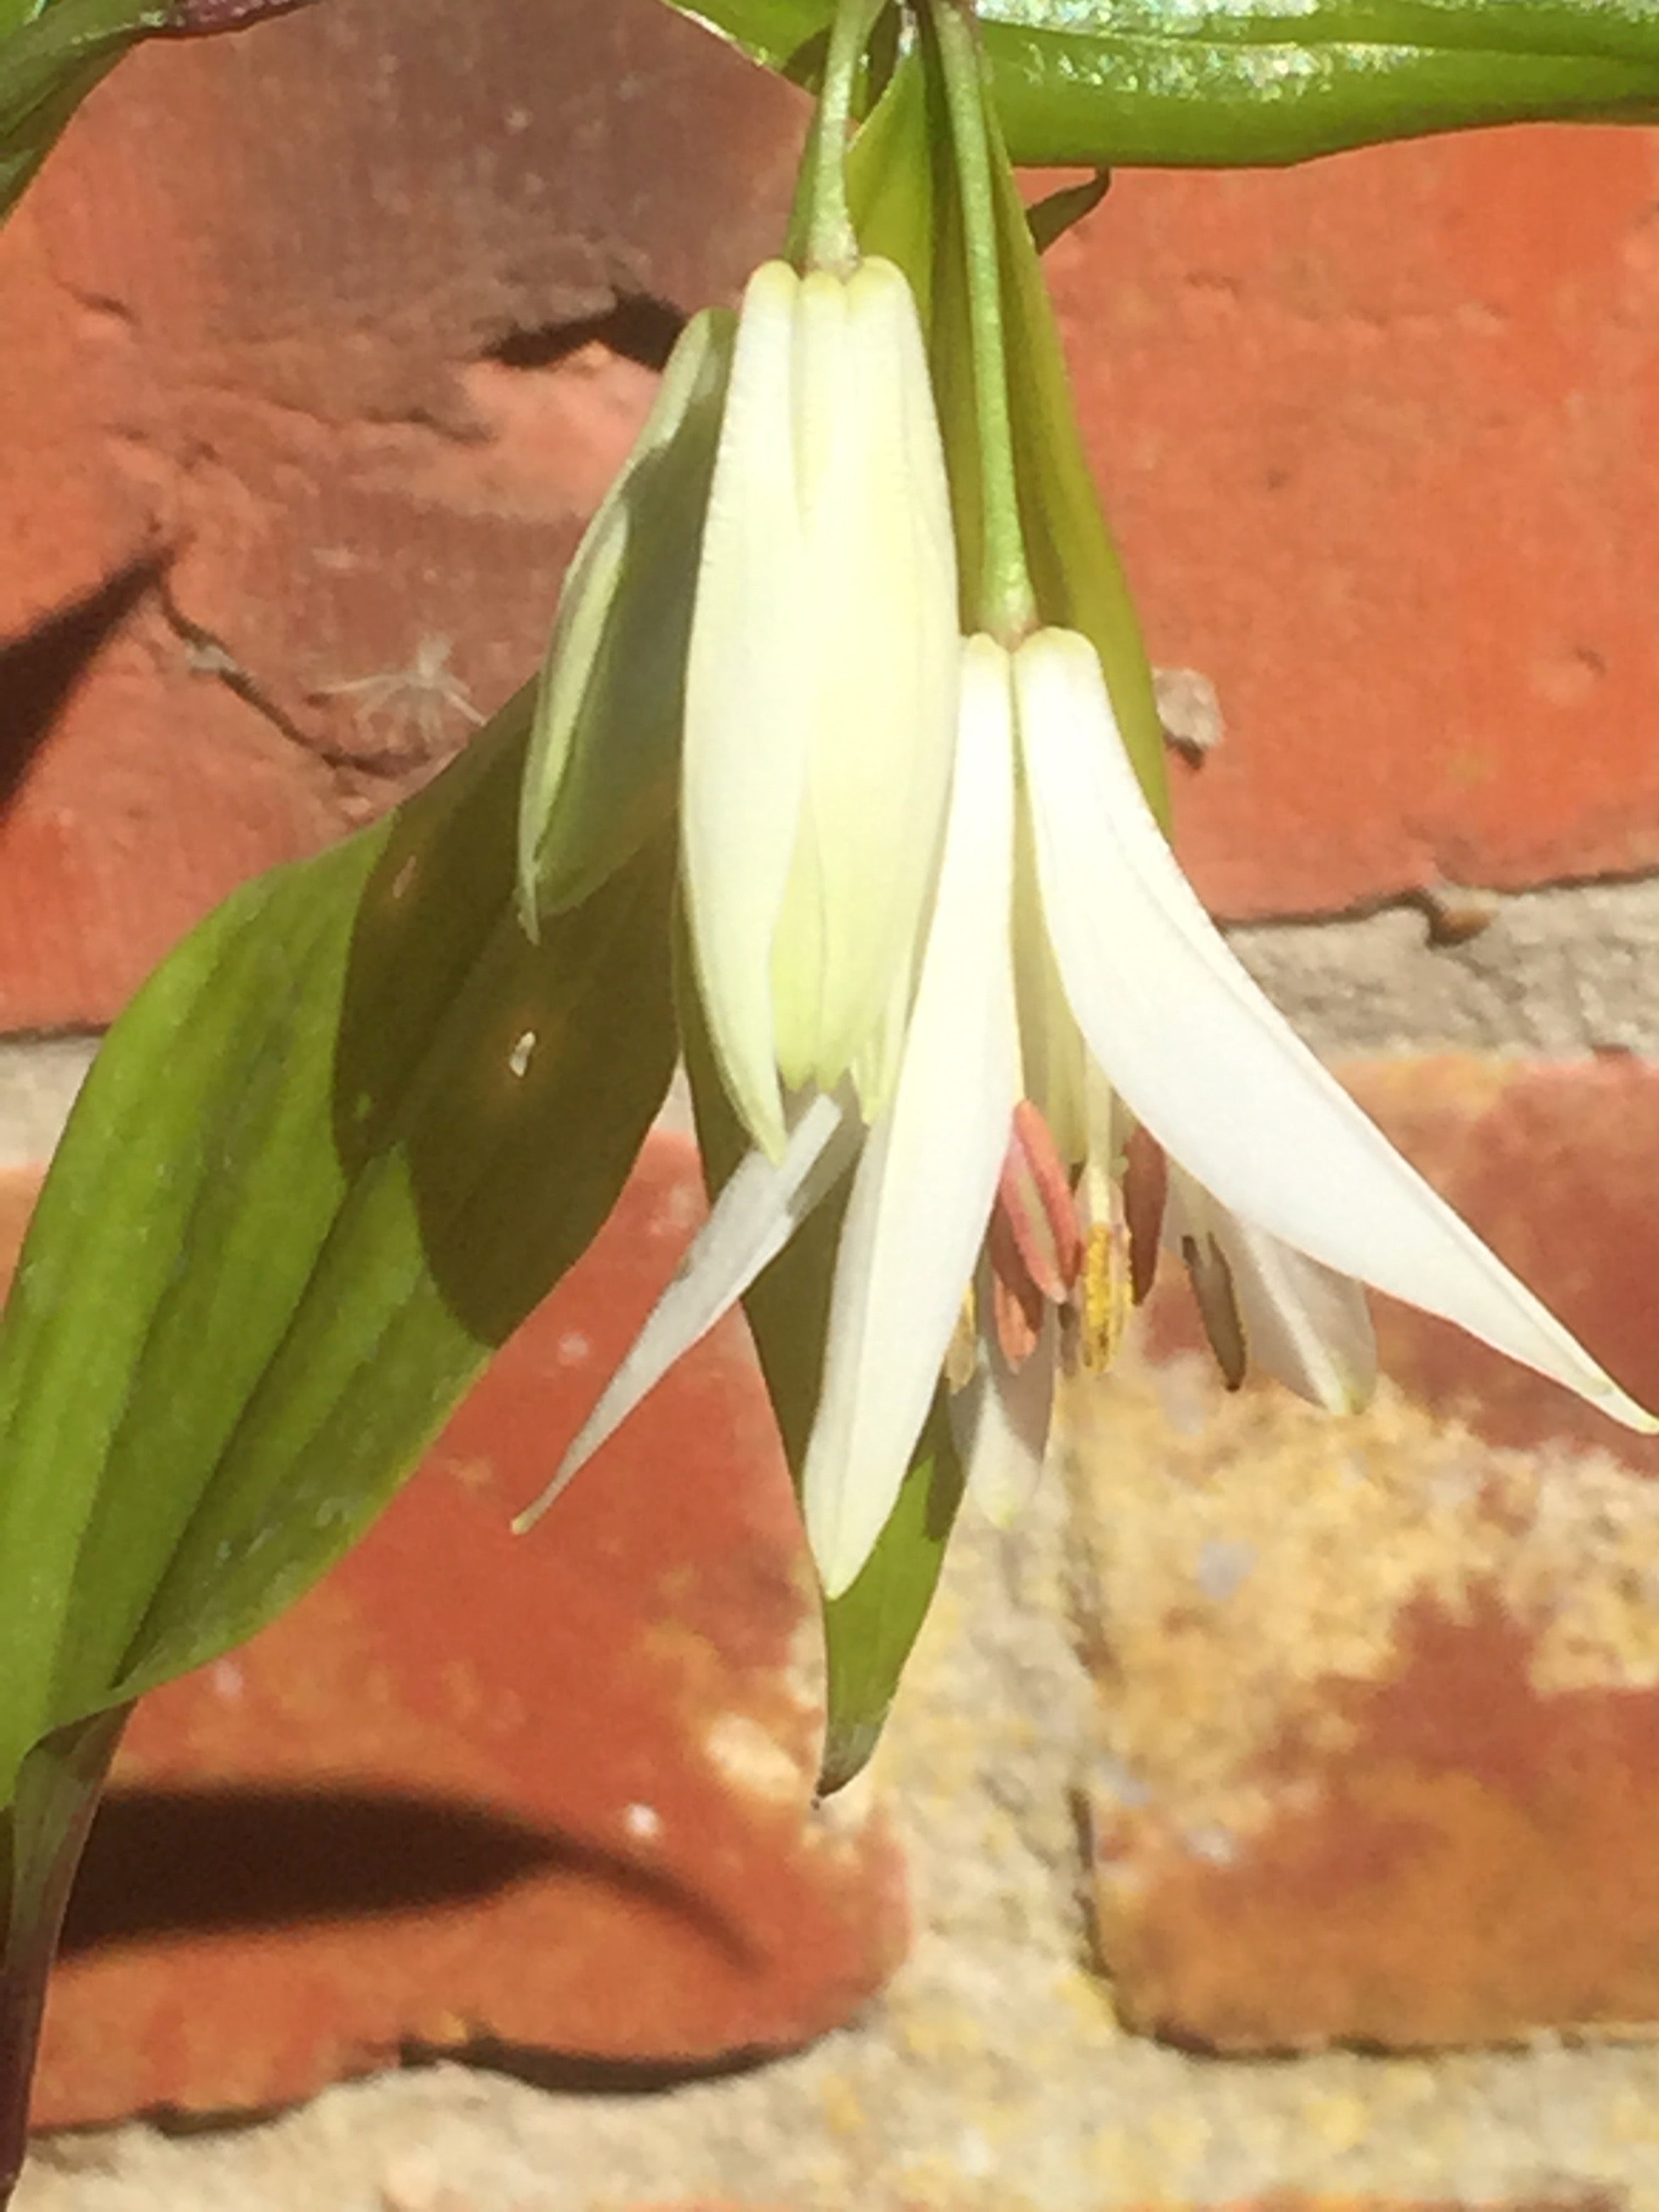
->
(659, 0), (1659, 167)
(0, 693), (677, 1807)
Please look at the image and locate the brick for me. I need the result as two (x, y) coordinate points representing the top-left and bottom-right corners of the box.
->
(26, 1131), (905, 2127)
(0, 614), (342, 1033)
(1050, 127), (1659, 918)
(1077, 1053), (1659, 2049)
(0, 0), (804, 1030)
(0, 1168), (39, 1282)
(0, 208), (157, 644)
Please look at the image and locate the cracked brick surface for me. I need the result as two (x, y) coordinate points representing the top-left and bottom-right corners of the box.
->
(0, 0), (805, 1027)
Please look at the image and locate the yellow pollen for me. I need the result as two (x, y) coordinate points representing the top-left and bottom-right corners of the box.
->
(1080, 1217), (1132, 1376)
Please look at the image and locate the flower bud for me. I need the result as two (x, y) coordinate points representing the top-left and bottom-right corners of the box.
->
(681, 257), (960, 1156)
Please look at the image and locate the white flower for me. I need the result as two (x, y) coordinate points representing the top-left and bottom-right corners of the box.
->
(680, 256), (960, 1160)
(523, 628), (1654, 1597)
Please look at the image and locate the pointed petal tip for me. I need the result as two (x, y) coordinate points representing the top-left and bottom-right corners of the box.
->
(1017, 628), (1658, 1447)
(1582, 1372), (1659, 1437)
(511, 1433), (594, 1536)
(519, 1094), (855, 1539)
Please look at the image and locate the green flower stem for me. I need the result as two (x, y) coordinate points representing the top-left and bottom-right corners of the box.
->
(798, 0), (886, 273)
(929, 0), (1036, 645)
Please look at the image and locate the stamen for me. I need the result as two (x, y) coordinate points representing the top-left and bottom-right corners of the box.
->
(987, 1206), (1046, 1367)
(1078, 1212), (1132, 1376)
(997, 1099), (1084, 1301)
(1122, 1124), (1168, 1305)
(1182, 1232), (1247, 1391)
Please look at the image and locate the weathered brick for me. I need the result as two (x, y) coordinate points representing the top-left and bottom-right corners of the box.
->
(1051, 127), (1659, 918)
(1077, 1054), (1659, 2049)
(0, 0), (804, 1030)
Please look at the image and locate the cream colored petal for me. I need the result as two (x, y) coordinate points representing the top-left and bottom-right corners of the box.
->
(682, 262), (812, 1158)
(1012, 794), (1088, 1166)
(514, 1090), (856, 1534)
(772, 258), (960, 1113)
(951, 1269), (1056, 1529)
(804, 636), (1023, 1598)
(1017, 626), (1655, 1435)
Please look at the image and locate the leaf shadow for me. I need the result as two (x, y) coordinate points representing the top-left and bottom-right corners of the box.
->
(58, 1784), (754, 1966)
(0, 562), (157, 823)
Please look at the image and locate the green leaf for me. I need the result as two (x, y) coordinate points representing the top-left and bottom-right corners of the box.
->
(979, 0), (1659, 167)
(659, 0), (1659, 167)
(0, 0), (165, 220)
(0, 691), (677, 1809)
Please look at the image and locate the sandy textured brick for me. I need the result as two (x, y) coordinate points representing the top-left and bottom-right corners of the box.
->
(1075, 1054), (1659, 2049)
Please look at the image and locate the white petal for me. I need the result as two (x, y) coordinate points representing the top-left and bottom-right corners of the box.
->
(1012, 800), (1089, 1166)
(1017, 627), (1656, 1435)
(951, 1275), (1056, 1528)
(514, 1090), (857, 1534)
(803, 636), (1023, 1598)
(682, 262), (811, 1157)
(1170, 1172), (1376, 1413)
(773, 258), (960, 1110)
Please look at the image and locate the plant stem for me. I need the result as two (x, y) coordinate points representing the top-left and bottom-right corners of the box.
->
(800, 0), (887, 274)
(930, 0), (1036, 644)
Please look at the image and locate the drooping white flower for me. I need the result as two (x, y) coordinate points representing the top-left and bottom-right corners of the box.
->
(680, 256), (960, 1160)
(523, 627), (1654, 1597)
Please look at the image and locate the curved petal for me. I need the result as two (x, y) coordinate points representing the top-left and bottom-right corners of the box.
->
(951, 1267), (1056, 1530)
(681, 262), (811, 1158)
(804, 636), (1023, 1598)
(1017, 627), (1655, 1434)
(514, 1089), (857, 1534)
